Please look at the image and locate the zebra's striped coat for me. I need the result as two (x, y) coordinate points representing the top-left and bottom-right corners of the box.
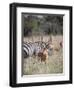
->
(23, 41), (53, 58)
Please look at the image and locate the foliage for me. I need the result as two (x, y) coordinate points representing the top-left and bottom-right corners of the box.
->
(23, 14), (63, 36)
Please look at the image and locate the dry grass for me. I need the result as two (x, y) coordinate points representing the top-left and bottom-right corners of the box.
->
(22, 35), (63, 75)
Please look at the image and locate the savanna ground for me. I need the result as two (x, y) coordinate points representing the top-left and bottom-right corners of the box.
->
(22, 35), (63, 75)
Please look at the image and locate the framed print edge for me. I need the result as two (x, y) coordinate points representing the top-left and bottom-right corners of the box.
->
(10, 4), (17, 87)
(9, 3), (72, 87)
(69, 6), (72, 84)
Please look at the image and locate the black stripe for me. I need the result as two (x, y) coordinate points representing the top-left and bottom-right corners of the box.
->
(23, 50), (29, 58)
(24, 42), (32, 48)
(23, 45), (29, 54)
(23, 42), (33, 56)
(23, 42), (33, 53)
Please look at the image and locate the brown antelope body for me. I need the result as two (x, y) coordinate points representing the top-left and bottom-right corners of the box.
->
(38, 48), (48, 63)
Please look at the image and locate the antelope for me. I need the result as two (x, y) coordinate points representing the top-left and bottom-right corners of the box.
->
(60, 41), (63, 48)
(38, 48), (48, 64)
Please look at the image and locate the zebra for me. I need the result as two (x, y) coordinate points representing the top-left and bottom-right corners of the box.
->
(23, 41), (46, 58)
(23, 42), (35, 58)
(23, 41), (53, 58)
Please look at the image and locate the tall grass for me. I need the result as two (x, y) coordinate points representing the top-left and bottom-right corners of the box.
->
(22, 35), (63, 75)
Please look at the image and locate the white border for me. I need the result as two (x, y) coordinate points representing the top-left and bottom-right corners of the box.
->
(17, 7), (70, 83)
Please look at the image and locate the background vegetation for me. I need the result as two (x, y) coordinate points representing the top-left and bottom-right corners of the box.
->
(23, 14), (63, 37)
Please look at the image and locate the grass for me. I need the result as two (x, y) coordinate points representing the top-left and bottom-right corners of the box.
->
(22, 35), (63, 75)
